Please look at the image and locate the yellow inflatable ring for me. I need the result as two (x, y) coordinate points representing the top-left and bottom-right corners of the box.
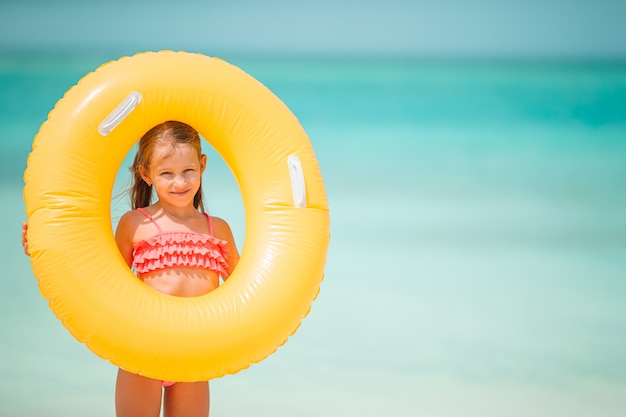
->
(23, 51), (330, 382)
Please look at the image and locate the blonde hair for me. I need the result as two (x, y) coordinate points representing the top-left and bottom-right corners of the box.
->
(130, 121), (205, 211)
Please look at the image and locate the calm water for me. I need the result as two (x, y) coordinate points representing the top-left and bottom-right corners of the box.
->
(1, 52), (625, 417)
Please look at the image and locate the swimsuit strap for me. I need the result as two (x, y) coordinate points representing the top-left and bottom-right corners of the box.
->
(137, 207), (163, 233)
(203, 212), (214, 235)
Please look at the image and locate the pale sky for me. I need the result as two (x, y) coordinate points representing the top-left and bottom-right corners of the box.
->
(2, 0), (626, 58)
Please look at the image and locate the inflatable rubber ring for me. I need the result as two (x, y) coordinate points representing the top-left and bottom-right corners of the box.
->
(23, 51), (330, 382)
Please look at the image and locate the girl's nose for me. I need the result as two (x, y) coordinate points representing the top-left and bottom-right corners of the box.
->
(174, 174), (187, 186)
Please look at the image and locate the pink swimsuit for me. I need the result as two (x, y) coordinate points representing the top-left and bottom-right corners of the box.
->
(132, 208), (230, 387)
(132, 208), (230, 278)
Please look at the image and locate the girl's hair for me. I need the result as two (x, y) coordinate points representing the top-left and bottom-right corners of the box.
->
(130, 121), (205, 211)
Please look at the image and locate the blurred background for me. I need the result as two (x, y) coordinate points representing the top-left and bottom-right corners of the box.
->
(1, 1), (625, 416)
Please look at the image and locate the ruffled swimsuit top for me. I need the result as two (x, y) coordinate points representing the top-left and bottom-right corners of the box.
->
(132, 208), (230, 278)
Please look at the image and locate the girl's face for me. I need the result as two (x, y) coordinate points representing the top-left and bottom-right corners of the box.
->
(140, 143), (206, 208)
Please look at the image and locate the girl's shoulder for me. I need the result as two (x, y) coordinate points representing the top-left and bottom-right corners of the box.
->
(208, 214), (232, 228)
(118, 208), (148, 226)
(207, 214), (234, 239)
(116, 207), (156, 236)
(115, 209), (149, 250)
(208, 214), (228, 227)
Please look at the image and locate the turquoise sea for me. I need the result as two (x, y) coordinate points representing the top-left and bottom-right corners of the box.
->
(1, 52), (625, 416)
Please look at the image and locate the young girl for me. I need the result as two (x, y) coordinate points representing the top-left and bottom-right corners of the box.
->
(22, 120), (240, 417)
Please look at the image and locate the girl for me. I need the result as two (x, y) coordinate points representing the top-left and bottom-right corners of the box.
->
(22, 120), (240, 417)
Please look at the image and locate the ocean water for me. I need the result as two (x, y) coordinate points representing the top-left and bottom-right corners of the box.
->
(1, 52), (625, 417)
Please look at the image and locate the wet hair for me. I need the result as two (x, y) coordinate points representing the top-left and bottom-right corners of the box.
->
(130, 121), (205, 211)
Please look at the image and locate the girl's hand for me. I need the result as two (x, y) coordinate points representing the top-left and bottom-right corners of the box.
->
(21, 221), (30, 256)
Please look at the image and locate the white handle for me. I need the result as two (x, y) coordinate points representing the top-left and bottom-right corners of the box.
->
(98, 91), (142, 136)
(288, 155), (306, 208)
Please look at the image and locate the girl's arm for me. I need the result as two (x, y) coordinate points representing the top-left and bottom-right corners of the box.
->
(212, 217), (240, 278)
(115, 212), (137, 268)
